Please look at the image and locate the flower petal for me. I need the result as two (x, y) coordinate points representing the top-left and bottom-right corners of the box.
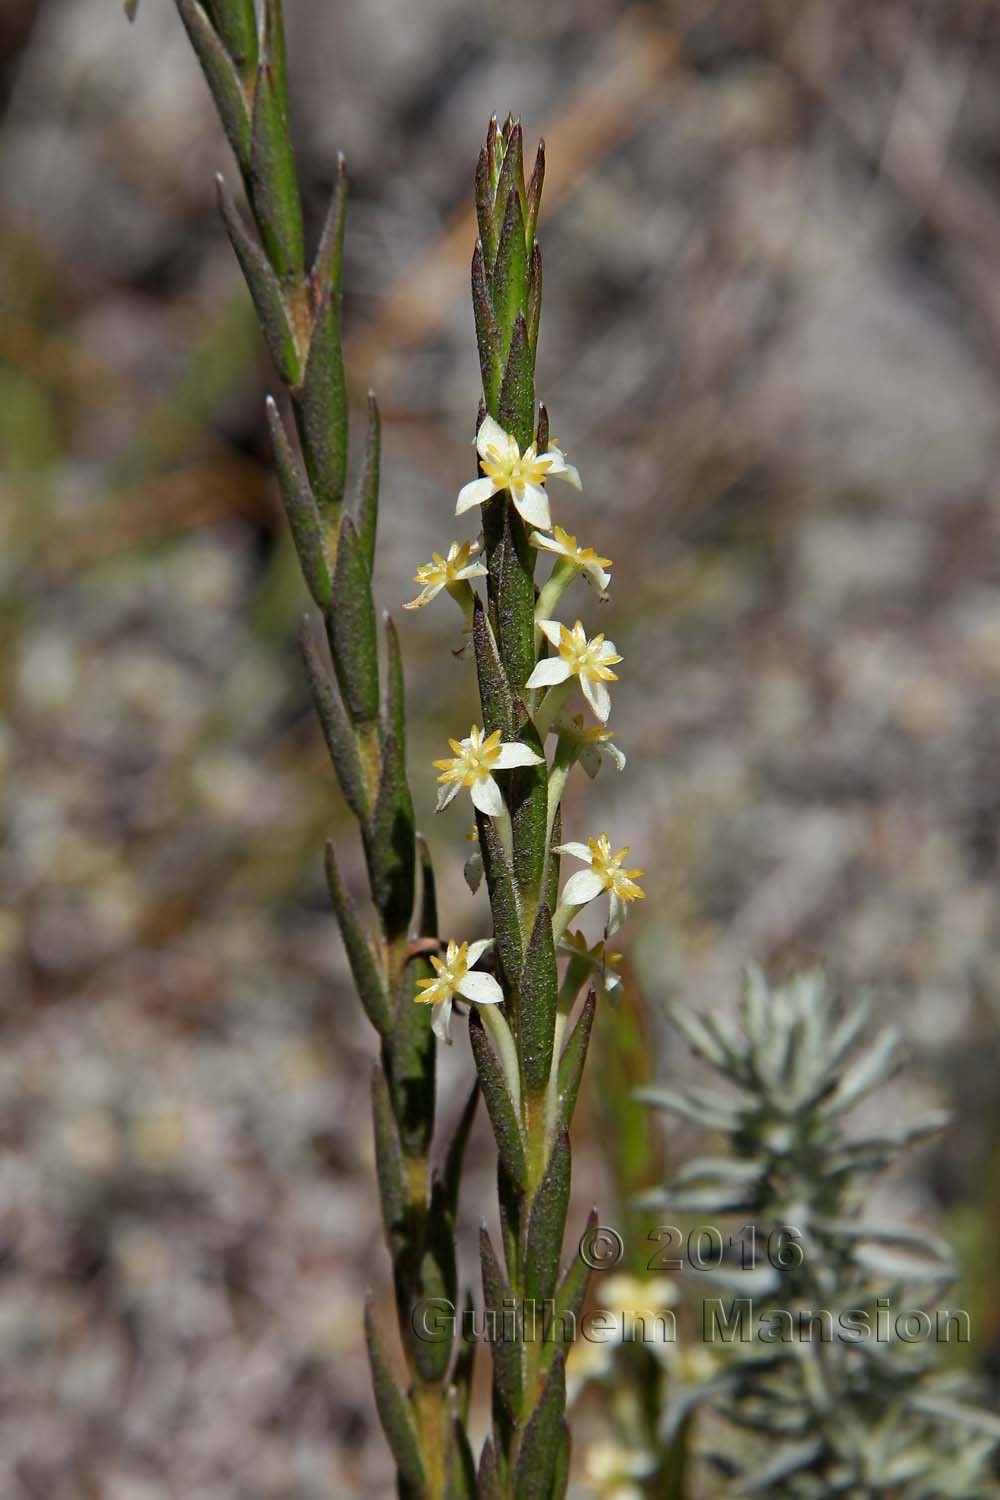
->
(476, 413), (510, 461)
(561, 869), (606, 906)
(525, 657), (571, 690)
(493, 741), (545, 770)
(431, 996), (454, 1044)
(456, 970), (505, 1006)
(536, 618), (563, 648)
(554, 841), (593, 862)
(466, 938), (494, 967)
(470, 774), (505, 817)
(529, 530), (561, 555)
(513, 483), (551, 531)
(582, 676), (611, 723)
(608, 891), (628, 936)
(543, 449), (583, 490)
(456, 475), (499, 515)
(456, 562), (489, 581)
(436, 779), (463, 811)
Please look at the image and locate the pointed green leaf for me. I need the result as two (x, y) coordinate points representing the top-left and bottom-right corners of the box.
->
(495, 122), (526, 231)
(468, 1011), (525, 1188)
(472, 241), (501, 413)
(295, 282), (348, 517)
(371, 1063), (407, 1250)
(206, 0), (258, 73)
(266, 397), (330, 607)
(496, 1158), (521, 1290)
(217, 175), (300, 384)
(366, 730), (415, 938)
(124, 0), (140, 20)
(411, 1174), (458, 1383)
(354, 391), (380, 573)
(381, 613), (406, 759)
(535, 401), (549, 456)
(526, 243), (542, 364)
(260, 0), (290, 122)
(494, 501), (536, 692)
(557, 989), (596, 1132)
(492, 187), (529, 359)
(512, 1350), (566, 1500)
(477, 1437), (503, 1500)
(551, 1424), (570, 1500)
(177, 0), (251, 169)
(476, 809), (522, 986)
(450, 1291), (477, 1427)
(544, 1208), (594, 1364)
(498, 312), (534, 451)
(447, 1414), (477, 1500)
(323, 841), (391, 1035)
(311, 152), (348, 303)
(508, 730), (547, 904)
(364, 1297), (426, 1494)
(248, 53), (303, 275)
(299, 620), (368, 821)
(479, 1226), (522, 1421)
(389, 961), (435, 1158)
(326, 516), (379, 725)
(442, 1081), (479, 1221)
(415, 832), (438, 938)
(472, 597), (516, 739)
(524, 1130), (570, 1305)
(518, 905), (557, 1093)
(525, 138), (545, 249)
(475, 147), (498, 270)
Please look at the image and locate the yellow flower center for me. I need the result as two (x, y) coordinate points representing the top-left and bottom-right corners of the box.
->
(481, 442), (553, 494)
(415, 940), (469, 1006)
(587, 835), (645, 901)
(414, 542), (475, 588)
(557, 624), (619, 682)
(435, 727), (504, 786)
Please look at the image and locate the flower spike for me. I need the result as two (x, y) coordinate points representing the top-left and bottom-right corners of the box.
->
(414, 938), (503, 1043)
(433, 725), (543, 816)
(456, 414), (581, 532)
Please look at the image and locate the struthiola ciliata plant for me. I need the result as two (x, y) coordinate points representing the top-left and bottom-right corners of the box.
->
(611, 970), (1000, 1500)
(128, 3), (644, 1495)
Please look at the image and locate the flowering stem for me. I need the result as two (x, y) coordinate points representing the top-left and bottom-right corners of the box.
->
(480, 1000), (522, 1119)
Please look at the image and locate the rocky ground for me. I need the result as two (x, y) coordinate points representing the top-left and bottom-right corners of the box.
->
(2, 0), (999, 1495)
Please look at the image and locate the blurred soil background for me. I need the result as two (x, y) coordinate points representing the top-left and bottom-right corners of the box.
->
(2, 0), (1000, 1494)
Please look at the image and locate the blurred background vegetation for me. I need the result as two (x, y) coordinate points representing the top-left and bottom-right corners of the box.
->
(2, 0), (999, 1495)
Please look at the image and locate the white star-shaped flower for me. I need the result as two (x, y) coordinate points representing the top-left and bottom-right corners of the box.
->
(403, 540), (487, 610)
(530, 525), (612, 597)
(414, 939), (503, 1043)
(455, 415), (581, 532)
(433, 725), (544, 816)
(526, 620), (622, 723)
(556, 833), (645, 933)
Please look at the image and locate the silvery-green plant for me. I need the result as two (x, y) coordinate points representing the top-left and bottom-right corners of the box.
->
(630, 970), (1000, 1499)
(129, 4), (643, 1495)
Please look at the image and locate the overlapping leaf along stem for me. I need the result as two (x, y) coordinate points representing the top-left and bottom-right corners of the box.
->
(153, 2), (479, 1494)
(469, 116), (596, 1500)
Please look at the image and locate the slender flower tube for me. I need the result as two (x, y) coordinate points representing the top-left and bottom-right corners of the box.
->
(404, 539), (488, 612)
(554, 833), (645, 936)
(414, 938), (503, 1043)
(433, 725), (543, 815)
(455, 415), (581, 531)
(527, 619), (623, 729)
